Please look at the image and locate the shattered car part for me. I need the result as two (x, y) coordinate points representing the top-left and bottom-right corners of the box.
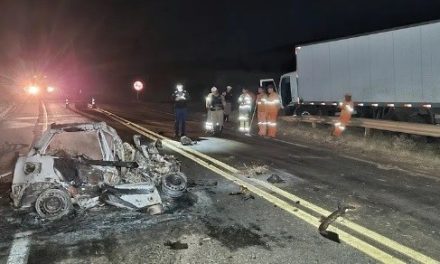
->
(267, 174), (285, 184)
(229, 185), (254, 200)
(101, 183), (162, 210)
(10, 122), (187, 220)
(180, 136), (196, 146)
(319, 204), (355, 243)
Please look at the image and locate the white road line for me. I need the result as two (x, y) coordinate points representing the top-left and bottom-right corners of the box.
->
(0, 171), (12, 179)
(6, 231), (32, 264)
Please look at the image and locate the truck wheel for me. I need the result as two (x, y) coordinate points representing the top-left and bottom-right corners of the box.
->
(35, 188), (73, 221)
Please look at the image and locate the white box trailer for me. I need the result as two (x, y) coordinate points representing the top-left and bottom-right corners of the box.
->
(272, 20), (440, 123)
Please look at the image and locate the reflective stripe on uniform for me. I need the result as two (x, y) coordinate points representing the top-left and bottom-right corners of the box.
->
(265, 100), (280, 105)
(334, 122), (346, 130)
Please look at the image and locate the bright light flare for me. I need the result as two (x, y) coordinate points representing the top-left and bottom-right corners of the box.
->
(47, 86), (55, 93)
(27, 85), (40, 95)
(133, 81), (143, 91)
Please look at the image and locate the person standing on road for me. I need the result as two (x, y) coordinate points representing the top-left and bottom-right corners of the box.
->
(238, 88), (253, 135)
(205, 87), (225, 133)
(223, 86), (233, 122)
(172, 84), (189, 138)
(256, 86), (268, 136)
(265, 85), (281, 138)
(333, 93), (354, 137)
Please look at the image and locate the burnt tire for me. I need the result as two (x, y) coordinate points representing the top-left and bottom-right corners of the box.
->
(162, 173), (187, 198)
(35, 188), (73, 221)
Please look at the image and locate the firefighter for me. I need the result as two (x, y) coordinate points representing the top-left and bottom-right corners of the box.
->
(265, 85), (280, 138)
(172, 84), (189, 138)
(223, 86), (233, 122)
(205, 87), (225, 134)
(256, 86), (268, 136)
(333, 93), (354, 137)
(238, 88), (253, 135)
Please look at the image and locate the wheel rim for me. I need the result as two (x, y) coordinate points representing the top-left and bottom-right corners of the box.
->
(162, 173), (187, 198)
(35, 189), (72, 220)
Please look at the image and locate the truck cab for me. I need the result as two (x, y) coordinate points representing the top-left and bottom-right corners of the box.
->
(260, 72), (299, 114)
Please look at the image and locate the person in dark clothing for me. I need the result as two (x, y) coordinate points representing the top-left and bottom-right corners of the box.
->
(223, 86), (233, 122)
(172, 84), (189, 138)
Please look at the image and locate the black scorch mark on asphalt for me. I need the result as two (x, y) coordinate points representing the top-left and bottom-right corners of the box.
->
(203, 218), (270, 251)
(27, 238), (118, 264)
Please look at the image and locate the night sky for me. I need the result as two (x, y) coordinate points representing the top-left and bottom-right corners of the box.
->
(1, 0), (440, 99)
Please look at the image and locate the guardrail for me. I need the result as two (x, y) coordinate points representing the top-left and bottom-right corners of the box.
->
(280, 115), (440, 138)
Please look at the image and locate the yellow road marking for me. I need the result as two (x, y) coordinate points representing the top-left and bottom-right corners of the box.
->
(96, 108), (439, 264)
(249, 178), (439, 264)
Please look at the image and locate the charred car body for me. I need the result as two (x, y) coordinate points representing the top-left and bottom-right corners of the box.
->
(10, 122), (187, 220)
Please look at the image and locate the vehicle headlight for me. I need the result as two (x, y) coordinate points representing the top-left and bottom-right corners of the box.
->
(24, 162), (41, 175)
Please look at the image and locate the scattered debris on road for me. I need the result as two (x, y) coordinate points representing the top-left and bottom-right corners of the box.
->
(229, 185), (254, 200)
(10, 122), (188, 220)
(180, 136), (197, 146)
(164, 240), (189, 250)
(267, 174), (285, 183)
(319, 204), (356, 243)
(240, 164), (269, 178)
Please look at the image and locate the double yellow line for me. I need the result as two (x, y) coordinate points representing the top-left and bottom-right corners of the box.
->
(96, 108), (438, 264)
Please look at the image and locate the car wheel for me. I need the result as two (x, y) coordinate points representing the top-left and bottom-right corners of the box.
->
(35, 188), (73, 221)
(162, 173), (187, 198)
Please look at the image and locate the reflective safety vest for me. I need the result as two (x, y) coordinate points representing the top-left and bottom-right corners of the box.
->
(339, 100), (354, 123)
(256, 93), (268, 112)
(265, 92), (280, 111)
(238, 93), (252, 111)
(340, 100), (354, 115)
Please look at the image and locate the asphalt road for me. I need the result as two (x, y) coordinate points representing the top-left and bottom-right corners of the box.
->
(0, 100), (439, 264)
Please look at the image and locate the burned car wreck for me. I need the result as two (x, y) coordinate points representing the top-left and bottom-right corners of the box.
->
(10, 122), (187, 220)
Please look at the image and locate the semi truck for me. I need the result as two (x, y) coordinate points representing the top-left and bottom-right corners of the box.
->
(266, 20), (440, 124)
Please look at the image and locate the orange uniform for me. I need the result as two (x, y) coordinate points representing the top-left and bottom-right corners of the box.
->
(265, 92), (280, 138)
(256, 93), (268, 136)
(333, 100), (354, 137)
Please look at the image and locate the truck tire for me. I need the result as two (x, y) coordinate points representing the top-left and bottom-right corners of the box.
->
(35, 188), (73, 221)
